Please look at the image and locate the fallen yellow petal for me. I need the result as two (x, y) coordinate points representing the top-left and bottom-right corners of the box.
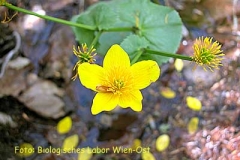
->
(156, 134), (170, 152)
(174, 59), (184, 72)
(131, 139), (142, 150)
(188, 117), (199, 134)
(62, 134), (79, 152)
(186, 96), (202, 111)
(16, 143), (34, 157)
(78, 147), (93, 160)
(160, 87), (176, 99)
(142, 151), (156, 160)
(57, 116), (72, 134)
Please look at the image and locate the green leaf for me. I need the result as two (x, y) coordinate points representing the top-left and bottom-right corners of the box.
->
(97, 31), (131, 56)
(71, 0), (182, 65)
(71, 15), (95, 45)
(120, 34), (149, 61)
(113, 0), (182, 64)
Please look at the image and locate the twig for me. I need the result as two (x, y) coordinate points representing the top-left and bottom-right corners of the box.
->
(0, 31), (21, 78)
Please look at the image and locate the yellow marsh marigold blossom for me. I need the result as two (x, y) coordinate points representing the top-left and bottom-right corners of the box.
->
(72, 44), (96, 80)
(78, 44), (160, 115)
(192, 37), (224, 71)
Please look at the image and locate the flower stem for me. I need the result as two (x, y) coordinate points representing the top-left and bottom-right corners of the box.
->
(145, 48), (193, 61)
(103, 27), (133, 32)
(131, 49), (144, 65)
(89, 31), (102, 50)
(3, 3), (96, 30)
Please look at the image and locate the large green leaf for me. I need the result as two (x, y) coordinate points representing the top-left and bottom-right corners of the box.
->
(97, 31), (131, 56)
(71, 15), (95, 45)
(71, 0), (183, 65)
(120, 35), (149, 61)
(110, 0), (182, 64)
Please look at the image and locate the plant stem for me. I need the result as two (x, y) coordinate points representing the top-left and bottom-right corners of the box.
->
(3, 3), (96, 30)
(145, 48), (193, 61)
(104, 27), (133, 32)
(89, 31), (102, 50)
(131, 49), (144, 65)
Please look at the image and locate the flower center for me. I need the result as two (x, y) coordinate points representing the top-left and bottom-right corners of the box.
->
(96, 79), (125, 94)
(200, 48), (214, 64)
(113, 79), (124, 90)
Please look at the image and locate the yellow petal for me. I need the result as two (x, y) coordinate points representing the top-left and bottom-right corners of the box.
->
(78, 63), (105, 91)
(57, 116), (72, 134)
(156, 134), (170, 152)
(174, 59), (184, 72)
(78, 147), (93, 160)
(131, 139), (142, 150)
(119, 90), (143, 111)
(186, 96), (202, 111)
(160, 87), (176, 99)
(91, 93), (119, 115)
(142, 152), (156, 160)
(188, 117), (199, 134)
(16, 143), (34, 157)
(131, 60), (160, 89)
(103, 44), (130, 71)
(62, 134), (79, 152)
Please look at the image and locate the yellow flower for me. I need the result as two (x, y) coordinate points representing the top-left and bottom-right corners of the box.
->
(192, 37), (224, 71)
(78, 44), (160, 115)
(72, 44), (96, 80)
